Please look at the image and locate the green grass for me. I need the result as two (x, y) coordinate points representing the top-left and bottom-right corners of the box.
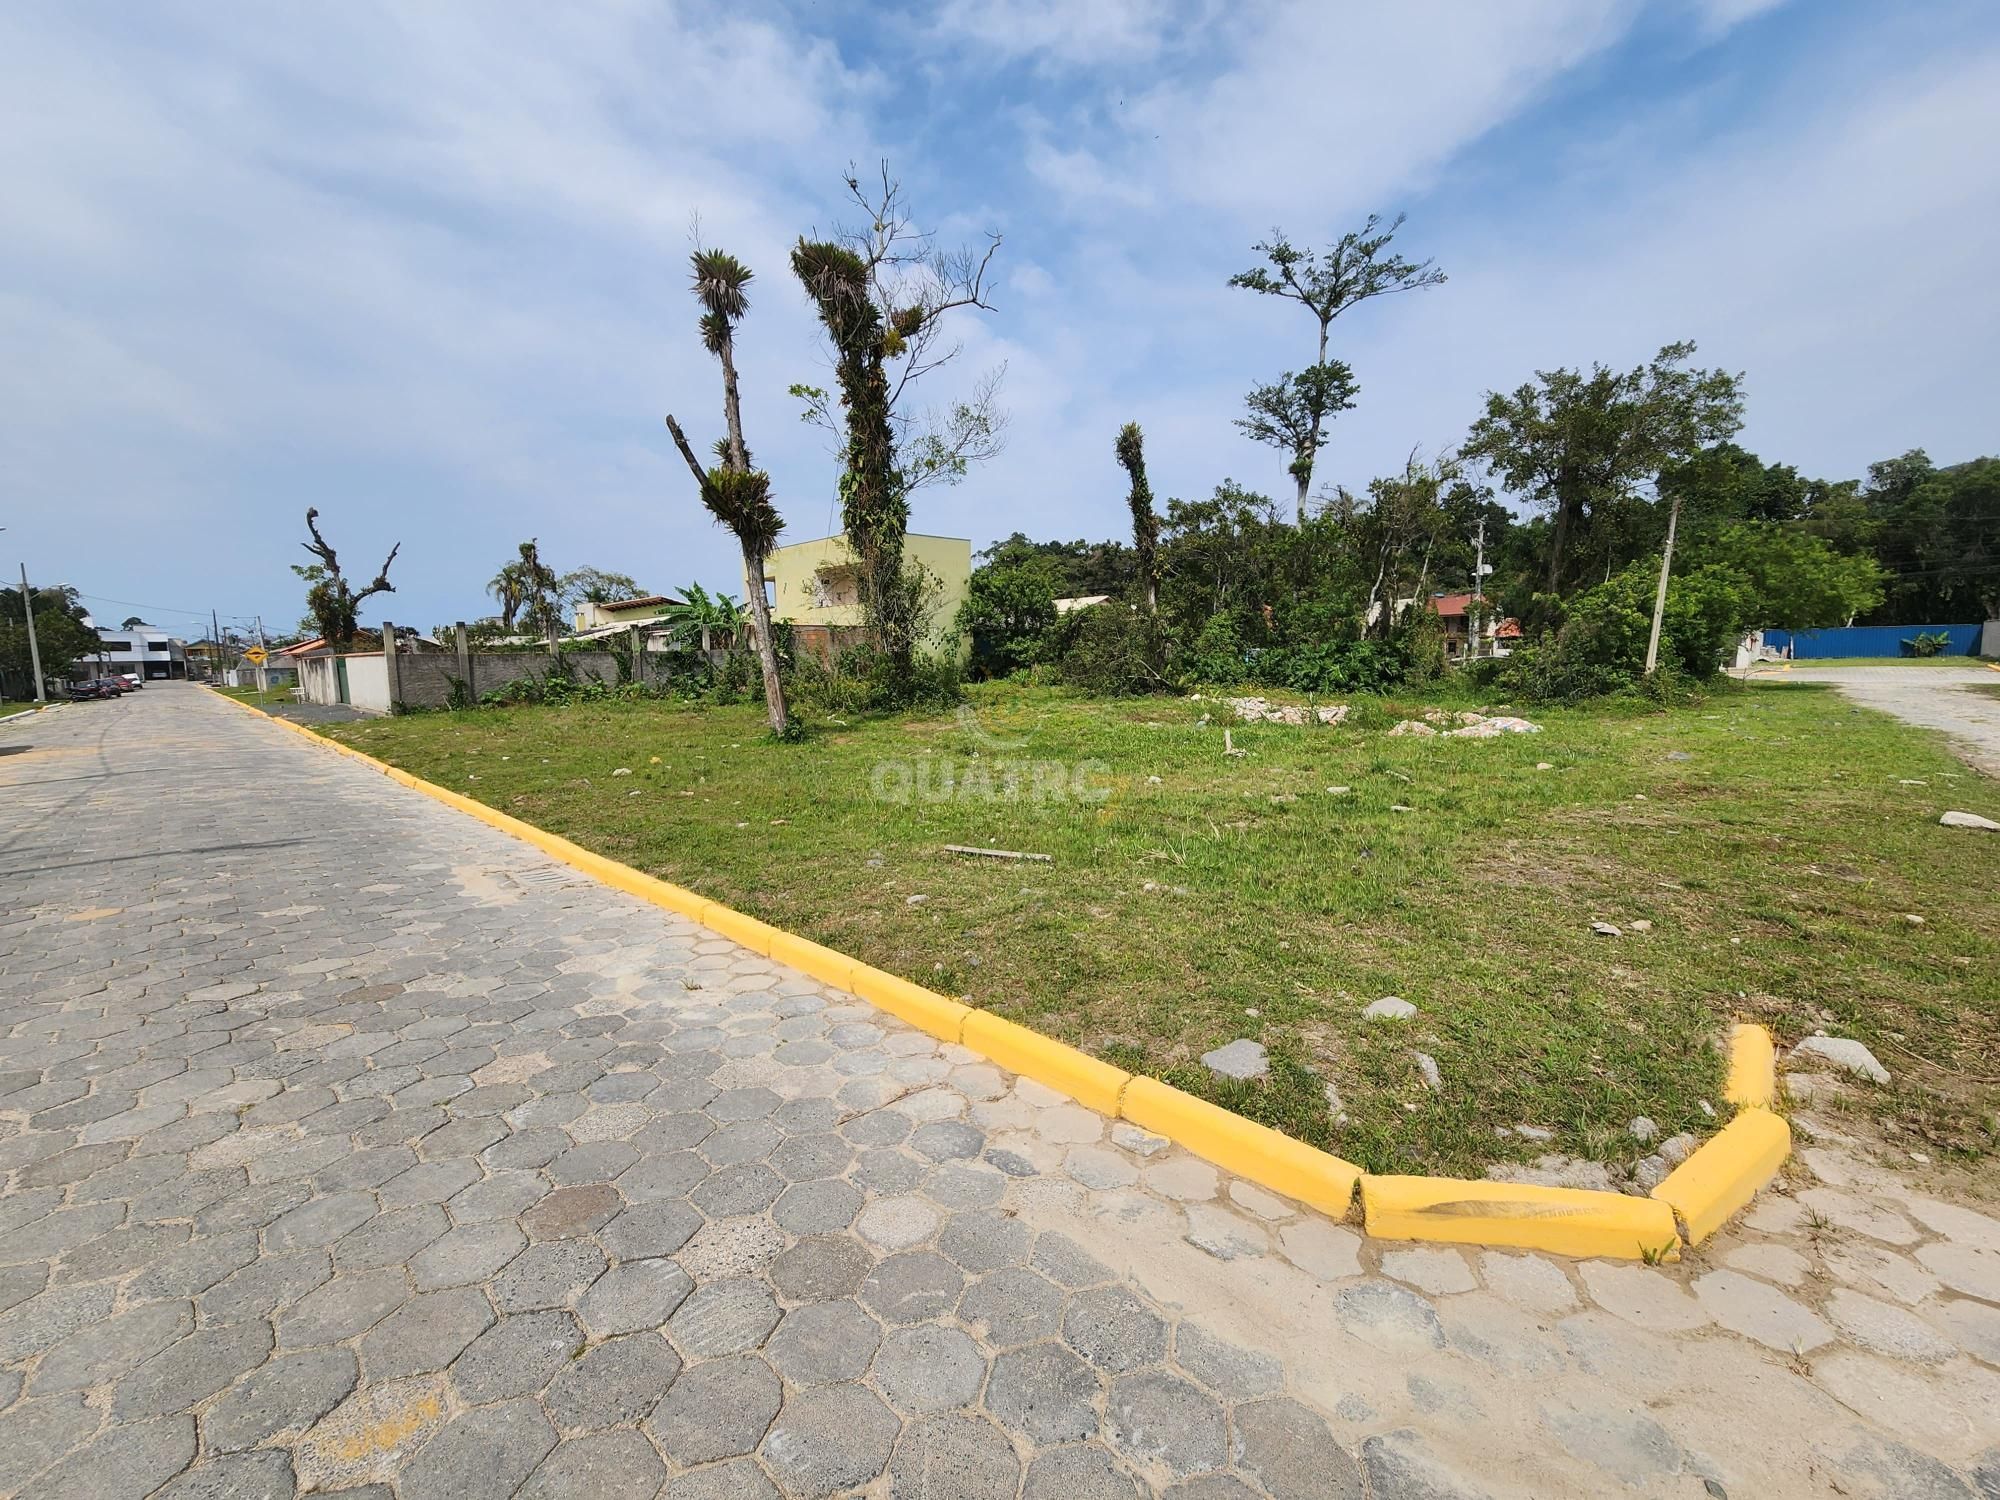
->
(319, 680), (2000, 1177)
(210, 683), (295, 709)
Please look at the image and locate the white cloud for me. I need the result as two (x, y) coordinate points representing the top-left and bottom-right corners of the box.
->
(930, 0), (1183, 67)
(0, 2), (878, 623)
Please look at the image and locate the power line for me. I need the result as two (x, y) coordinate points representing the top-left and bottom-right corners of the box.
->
(73, 592), (259, 623)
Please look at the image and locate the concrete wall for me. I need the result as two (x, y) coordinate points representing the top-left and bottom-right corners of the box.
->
(344, 655), (390, 714)
(1764, 623), (1983, 659)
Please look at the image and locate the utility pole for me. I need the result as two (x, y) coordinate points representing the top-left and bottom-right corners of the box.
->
(255, 615), (269, 695)
(1643, 493), (1682, 676)
(211, 609), (222, 685)
(1470, 514), (1486, 661)
(19, 564), (45, 702)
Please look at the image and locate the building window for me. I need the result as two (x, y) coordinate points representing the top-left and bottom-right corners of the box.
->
(98, 640), (130, 652)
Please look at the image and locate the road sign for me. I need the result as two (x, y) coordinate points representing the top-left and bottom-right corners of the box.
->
(244, 647), (269, 665)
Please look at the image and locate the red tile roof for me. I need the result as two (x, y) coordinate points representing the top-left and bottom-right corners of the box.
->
(1430, 592), (1485, 619)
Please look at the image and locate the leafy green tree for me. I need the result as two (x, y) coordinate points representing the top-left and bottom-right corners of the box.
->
(560, 568), (643, 609)
(1465, 342), (1744, 594)
(1699, 524), (1884, 632)
(1116, 423), (1161, 616)
(1862, 452), (2000, 622)
(979, 534), (1136, 598)
(502, 540), (564, 647)
(1, 583), (99, 687)
(666, 247), (789, 733)
(791, 165), (1000, 688)
(1231, 214), (1444, 522)
(957, 554), (1058, 676)
(293, 508), (399, 648)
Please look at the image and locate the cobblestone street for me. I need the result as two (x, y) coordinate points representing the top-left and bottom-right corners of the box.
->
(2, 686), (1997, 1498)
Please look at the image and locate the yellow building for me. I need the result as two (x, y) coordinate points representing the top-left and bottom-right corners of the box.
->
(764, 532), (971, 656)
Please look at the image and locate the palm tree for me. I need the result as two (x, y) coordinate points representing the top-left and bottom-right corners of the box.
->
(665, 248), (789, 734)
(488, 560), (524, 632)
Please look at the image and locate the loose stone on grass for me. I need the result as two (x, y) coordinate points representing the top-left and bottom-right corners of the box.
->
(1363, 997), (1417, 1020)
(1789, 1035), (1890, 1085)
(1200, 1039), (1269, 1081)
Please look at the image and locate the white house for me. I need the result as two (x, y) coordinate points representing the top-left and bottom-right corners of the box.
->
(85, 619), (190, 680)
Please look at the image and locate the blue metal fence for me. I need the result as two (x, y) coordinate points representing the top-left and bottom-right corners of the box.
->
(1764, 623), (1982, 659)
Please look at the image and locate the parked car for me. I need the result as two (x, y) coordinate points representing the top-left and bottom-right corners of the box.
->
(117, 673), (144, 690)
(66, 680), (116, 699)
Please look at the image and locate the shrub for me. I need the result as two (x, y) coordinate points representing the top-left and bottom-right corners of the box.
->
(1908, 630), (1952, 658)
(1499, 559), (1753, 703)
(1054, 604), (1173, 696)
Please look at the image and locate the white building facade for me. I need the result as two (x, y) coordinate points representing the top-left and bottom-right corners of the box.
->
(86, 620), (190, 680)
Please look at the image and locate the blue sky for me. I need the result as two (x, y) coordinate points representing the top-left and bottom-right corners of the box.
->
(5, 0), (1997, 638)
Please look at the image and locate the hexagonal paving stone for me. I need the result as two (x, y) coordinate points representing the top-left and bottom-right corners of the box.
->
(1104, 1370), (1227, 1478)
(113, 1323), (273, 1421)
(27, 1413), (196, 1500)
(1021, 1443), (1143, 1499)
(544, 1332), (683, 1429)
(910, 1120), (985, 1162)
(938, 1209), (1033, 1272)
(1232, 1396), (1365, 1500)
(204, 1348), (359, 1452)
(491, 1241), (608, 1313)
(773, 1179), (864, 1235)
(873, 1323), (989, 1413)
(702, 1121), (785, 1167)
(521, 1183), (623, 1242)
(669, 1277), (782, 1357)
(678, 1217), (787, 1281)
(1172, 1323), (1283, 1400)
(398, 1397), (556, 1500)
(31, 1300), (192, 1396)
(152, 1448), (299, 1500)
(691, 1163), (783, 1218)
(265, 1192), (375, 1252)
(889, 1413), (1023, 1500)
(410, 1222), (526, 1290)
(578, 1258), (694, 1337)
(987, 1341), (1102, 1443)
(851, 1148), (929, 1195)
(767, 1300), (883, 1386)
(648, 1354), (782, 1465)
(860, 1250), (965, 1326)
(599, 1199), (702, 1262)
(959, 1265), (1067, 1347)
(1064, 1285), (1168, 1373)
(519, 1430), (668, 1500)
(771, 1237), (876, 1304)
(450, 1310), (585, 1404)
(761, 1384), (901, 1498)
(360, 1288), (494, 1380)
(335, 1205), (450, 1270)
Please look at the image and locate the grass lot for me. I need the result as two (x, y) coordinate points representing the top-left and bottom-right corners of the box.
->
(211, 683), (296, 708)
(321, 681), (1999, 1178)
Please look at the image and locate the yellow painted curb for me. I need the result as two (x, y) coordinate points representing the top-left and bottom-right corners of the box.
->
(1121, 1078), (1360, 1219)
(1651, 1106), (1792, 1246)
(1724, 1021), (1777, 1109)
(848, 968), (972, 1045)
(214, 690), (1794, 1259)
(961, 1012), (1129, 1116)
(766, 930), (857, 994)
(1362, 1175), (1682, 1261)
